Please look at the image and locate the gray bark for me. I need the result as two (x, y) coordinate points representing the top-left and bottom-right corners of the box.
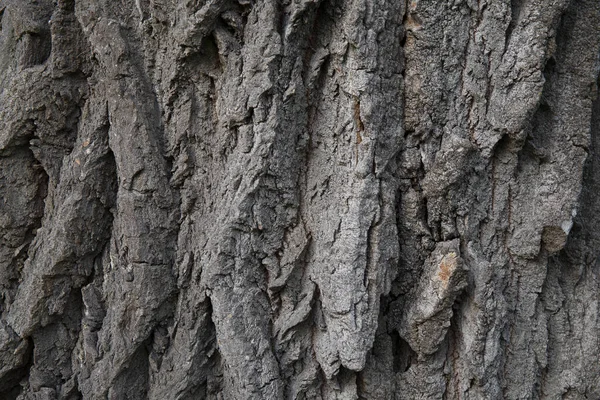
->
(0, 0), (599, 398)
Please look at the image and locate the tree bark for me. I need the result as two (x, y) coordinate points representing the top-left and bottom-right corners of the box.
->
(0, 0), (599, 398)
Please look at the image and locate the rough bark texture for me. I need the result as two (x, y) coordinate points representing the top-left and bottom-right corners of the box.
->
(1, 0), (599, 398)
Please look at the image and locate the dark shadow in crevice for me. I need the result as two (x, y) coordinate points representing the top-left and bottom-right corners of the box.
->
(0, 338), (33, 400)
(177, 296), (223, 400)
(184, 33), (223, 79)
(558, 76), (600, 265)
(390, 329), (416, 373)
(2, 146), (49, 311)
(504, 0), (525, 48)
(110, 337), (152, 399)
(335, 366), (357, 392)
(552, 3), (578, 69)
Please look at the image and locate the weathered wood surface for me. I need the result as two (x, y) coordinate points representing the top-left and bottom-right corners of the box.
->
(1, 0), (599, 398)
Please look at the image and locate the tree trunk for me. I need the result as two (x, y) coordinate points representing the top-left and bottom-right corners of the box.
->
(1, 0), (599, 398)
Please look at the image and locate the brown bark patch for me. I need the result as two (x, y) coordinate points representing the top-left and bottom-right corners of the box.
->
(438, 252), (457, 285)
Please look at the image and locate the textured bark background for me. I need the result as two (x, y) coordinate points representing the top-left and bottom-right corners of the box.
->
(1, 0), (599, 398)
